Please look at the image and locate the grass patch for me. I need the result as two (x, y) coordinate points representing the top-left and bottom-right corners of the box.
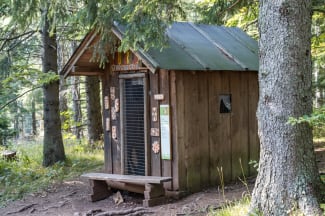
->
(207, 197), (251, 216)
(0, 136), (104, 207)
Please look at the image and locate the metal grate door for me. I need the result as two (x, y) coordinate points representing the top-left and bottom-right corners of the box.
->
(122, 78), (145, 175)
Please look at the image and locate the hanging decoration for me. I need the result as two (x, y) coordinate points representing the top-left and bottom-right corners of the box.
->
(110, 87), (115, 100)
(111, 107), (117, 120)
(150, 128), (159, 137)
(152, 141), (160, 154)
(104, 96), (109, 110)
(152, 107), (158, 122)
(112, 126), (117, 139)
(115, 99), (120, 112)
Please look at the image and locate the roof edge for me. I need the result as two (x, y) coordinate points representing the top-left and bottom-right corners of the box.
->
(111, 25), (160, 73)
(61, 30), (98, 78)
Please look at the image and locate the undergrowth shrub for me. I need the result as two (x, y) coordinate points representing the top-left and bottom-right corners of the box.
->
(0, 136), (103, 207)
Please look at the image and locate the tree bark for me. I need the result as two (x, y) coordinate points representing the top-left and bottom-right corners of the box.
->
(85, 76), (103, 146)
(250, 1), (322, 215)
(72, 76), (82, 139)
(31, 97), (37, 136)
(41, 8), (65, 167)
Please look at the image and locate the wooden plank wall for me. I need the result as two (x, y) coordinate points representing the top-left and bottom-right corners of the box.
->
(208, 71), (232, 184)
(175, 70), (259, 192)
(175, 71), (210, 192)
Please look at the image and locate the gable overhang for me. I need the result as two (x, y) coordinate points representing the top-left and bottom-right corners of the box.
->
(61, 30), (104, 78)
(61, 28), (160, 78)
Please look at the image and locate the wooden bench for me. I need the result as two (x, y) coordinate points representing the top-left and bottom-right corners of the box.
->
(81, 173), (172, 207)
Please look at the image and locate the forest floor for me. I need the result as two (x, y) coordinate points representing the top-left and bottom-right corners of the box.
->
(0, 142), (324, 216)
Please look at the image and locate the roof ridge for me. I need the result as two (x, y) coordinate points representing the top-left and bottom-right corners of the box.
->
(166, 28), (209, 70)
(188, 22), (248, 70)
(221, 27), (257, 54)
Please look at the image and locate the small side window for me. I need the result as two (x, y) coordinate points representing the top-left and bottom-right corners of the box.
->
(219, 94), (231, 113)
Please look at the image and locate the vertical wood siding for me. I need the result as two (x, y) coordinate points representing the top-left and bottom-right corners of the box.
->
(175, 71), (259, 192)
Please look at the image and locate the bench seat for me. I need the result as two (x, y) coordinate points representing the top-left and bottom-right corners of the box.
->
(81, 172), (172, 207)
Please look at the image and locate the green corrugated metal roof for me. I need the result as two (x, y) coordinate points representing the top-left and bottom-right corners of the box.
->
(115, 22), (259, 71)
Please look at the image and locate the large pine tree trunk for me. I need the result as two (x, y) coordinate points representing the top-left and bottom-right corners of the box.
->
(42, 9), (65, 167)
(250, 1), (322, 215)
(85, 76), (103, 145)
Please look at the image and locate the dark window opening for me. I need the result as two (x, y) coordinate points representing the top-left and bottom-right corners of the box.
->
(219, 94), (232, 113)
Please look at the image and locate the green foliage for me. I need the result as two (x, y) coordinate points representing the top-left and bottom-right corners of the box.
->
(195, 0), (257, 24)
(0, 115), (16, 145)
(82, 0), (185, 66)
(0, 137), (103, 206)
(249, 160), (259, 172)
(288, 107), (325, 137)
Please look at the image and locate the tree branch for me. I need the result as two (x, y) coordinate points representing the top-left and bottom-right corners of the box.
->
(0, 30), (36, 41)
(216, 0), (242, 16)
(0, 29), (38, 52)
(313, 8), (325, 14)
(0, 86), (42, 111)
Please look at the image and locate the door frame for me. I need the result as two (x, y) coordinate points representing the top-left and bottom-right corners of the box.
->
(119, 73), (150, 175)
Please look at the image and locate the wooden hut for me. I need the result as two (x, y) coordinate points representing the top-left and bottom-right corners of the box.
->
(62, 22), (259, 203)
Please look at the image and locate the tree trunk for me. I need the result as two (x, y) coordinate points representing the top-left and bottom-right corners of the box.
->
(72, 76), (82, 139)
(42, 8), (65, 167)
(250, 1), (322, 215)
(13, 101), (19, 138)
(85, 76), (103, 145)
(57, 40), (69, 131)
(31, 97), (37, 136)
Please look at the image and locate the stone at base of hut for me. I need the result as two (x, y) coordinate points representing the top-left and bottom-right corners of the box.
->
(2, 150), (17, 161)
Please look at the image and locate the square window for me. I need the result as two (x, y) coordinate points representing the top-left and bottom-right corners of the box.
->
(219, 94), (231, 113)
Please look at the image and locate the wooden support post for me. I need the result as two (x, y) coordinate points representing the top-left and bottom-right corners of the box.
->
(143, 197), (167, 207)
(143, 183), (166, 207)
(144, 183), (165, 199)
(89, 180), (111, 201)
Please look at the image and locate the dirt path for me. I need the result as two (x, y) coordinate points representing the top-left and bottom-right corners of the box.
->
(0, 177), (252, 216)
(1, 143), (324, 216)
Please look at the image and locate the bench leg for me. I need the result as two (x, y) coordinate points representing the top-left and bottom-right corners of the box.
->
(143, 183), (166, 207)
(89, 180), (111, 201)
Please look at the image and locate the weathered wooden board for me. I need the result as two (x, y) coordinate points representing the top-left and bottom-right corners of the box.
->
(81, 172), (172, 184)
(230, 72), (249, 180)
(149, 72), (162, 177)
(175, 71), (187, 191)
(170, 71), (179, 190)
(102, 67), (113, 173)
(197, 72), (209, 189)
(159, 70), (172, 190)
(248, 71), (259, 175)
(183, 71), (201, 192)
(110, 70), (121, 174)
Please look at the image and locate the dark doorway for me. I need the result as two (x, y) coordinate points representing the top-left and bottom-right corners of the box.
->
(122, 77), (146, 175)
